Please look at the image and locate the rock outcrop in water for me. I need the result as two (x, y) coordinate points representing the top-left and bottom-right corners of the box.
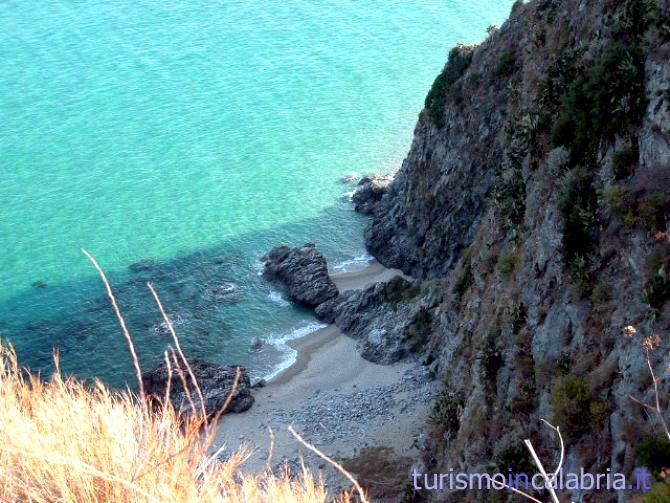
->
(351, 173), (395, 215)
(142, 358), (254, 415)
(261, 243), (339, 308)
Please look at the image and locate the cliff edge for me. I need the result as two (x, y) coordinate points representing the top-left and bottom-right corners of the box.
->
(360, 0), (670, 501)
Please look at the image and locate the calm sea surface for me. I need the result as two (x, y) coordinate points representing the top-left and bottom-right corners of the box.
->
(0, 0), (514, 385)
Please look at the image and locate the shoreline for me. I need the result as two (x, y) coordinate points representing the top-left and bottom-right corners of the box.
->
(213, 259), (435, 498)
(266, 259), (409, 386)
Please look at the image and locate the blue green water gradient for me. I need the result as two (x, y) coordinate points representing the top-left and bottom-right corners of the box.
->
(0, 0), (514, 385)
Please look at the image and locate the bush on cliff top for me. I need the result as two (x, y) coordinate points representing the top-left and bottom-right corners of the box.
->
(425, 46), (473, 128)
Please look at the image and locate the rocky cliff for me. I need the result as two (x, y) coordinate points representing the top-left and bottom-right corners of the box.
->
(360, 1), (670, 501)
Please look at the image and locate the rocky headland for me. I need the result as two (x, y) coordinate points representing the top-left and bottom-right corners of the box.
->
(355, 1), (670, 501)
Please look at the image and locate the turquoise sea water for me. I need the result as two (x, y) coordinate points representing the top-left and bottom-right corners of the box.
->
(1, 0), (514, 386)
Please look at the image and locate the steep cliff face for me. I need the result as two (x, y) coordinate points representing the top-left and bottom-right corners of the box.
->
(364, 0), (670, 501)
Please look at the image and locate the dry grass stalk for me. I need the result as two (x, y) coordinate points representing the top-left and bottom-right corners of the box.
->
(81, 248), (145, 401)
(628, 326), (670, 443)
(0, 353), (339, 501)
(147, 281), (207, 420)
(289, 425), (369, 503)
(498, 419), (568, 503)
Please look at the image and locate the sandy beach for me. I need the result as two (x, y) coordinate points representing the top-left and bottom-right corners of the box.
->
(212, 260), (435, 500)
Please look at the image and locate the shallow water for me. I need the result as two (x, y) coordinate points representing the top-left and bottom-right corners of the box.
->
(0, 0), (514, 385)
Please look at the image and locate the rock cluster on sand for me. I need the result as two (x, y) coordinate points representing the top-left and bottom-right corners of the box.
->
(261, 243), (338, 308)
(351, 173), (394, 215)
(142, 358), (254, 415)
(316, 276), (430, 364)
(260, 242), (433, 365)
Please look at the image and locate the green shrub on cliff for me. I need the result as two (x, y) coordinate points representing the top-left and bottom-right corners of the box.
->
(636, 438), (670, 473)
(479, 332), (503, 383)
(431, 390), (465, 439)
(452, 249), (474, 299)
(612, 147), (638, 179)
(492, 51), (518, 78)
(606, 186), (670, 231)
(425, 46), (473, 128)
(550, 42), (646, 167)
(558, 167), (597, 274)
(643, 483), (670, 503)
(550, 375), (608, 438)
(383, 276), (419, 309)
(545, 5), (652, 275)
(493, 171), (526, 229)
(498, 250), (520, 275)
(606, 186), (638, 226)
(642, 265), (670, 315)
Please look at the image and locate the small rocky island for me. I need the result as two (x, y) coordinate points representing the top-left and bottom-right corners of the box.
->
(261, 243), (339, 308)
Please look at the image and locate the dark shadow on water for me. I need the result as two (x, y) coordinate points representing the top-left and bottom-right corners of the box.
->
(0, 201), (369, 388)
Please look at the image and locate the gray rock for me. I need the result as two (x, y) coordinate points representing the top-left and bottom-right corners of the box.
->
(316, 276), (429, 364)
(142, 358), (254, 416)
(351, 173), (395, 215)
(261, 243), (338, 308)
(128, 258), (155, 273)
(251, 379), (266, 389)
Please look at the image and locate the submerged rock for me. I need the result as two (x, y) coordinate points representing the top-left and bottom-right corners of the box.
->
(341, 173), (360, 184)
(352, 173), (395, 215)
(142, 358), (254, 415)
(261, 243), (338, 308)
(128, 258), (155, 273)
(152, 312), (186, 336)
(250, 337), (265, 351)
(208, 282), (243, 303)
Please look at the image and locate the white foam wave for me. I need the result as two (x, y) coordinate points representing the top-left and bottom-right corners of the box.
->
(262, 321), (328, 380)
(252, 259), (264, 277)
(331, 253), (374, 273)
(268, 290), (290, 307)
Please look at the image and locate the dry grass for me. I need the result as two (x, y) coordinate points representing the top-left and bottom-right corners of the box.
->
(0, 344), (349, 502)
(0, 250), (360, 502)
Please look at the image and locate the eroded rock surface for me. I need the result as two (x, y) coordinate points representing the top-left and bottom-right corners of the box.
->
(352, 173), (395, 215)
(261, 243), (338, 308)
(142, 358), (254, 415)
